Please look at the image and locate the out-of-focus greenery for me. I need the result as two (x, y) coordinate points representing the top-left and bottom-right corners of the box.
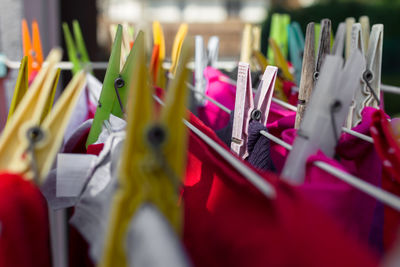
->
(261, 2), (400, 115)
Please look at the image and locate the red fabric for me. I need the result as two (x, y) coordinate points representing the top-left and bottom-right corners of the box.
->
(370, 110), (400, 250)
(0, 172), (51, 267)
(182, 113), (379, 267)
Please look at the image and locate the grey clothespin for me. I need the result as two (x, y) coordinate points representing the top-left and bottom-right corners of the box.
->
(194, 35), (219, 106)
(332, 22), (346, 57)
(294, 19), (331, 129)
(282, 50), (365, 184)
(347, 23), (383, 128)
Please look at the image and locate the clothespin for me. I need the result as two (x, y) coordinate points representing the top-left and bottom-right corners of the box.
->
(7, 56), (29, 122)
(22, 19), (43, 79)
(345, 17), (356, 60)
(86, 24), (138, 147)
(240, 24), (262, 70)
(109, 23), (134, 69)
(288, 22), (305, 85)
(0, 49), (86, 183)
(347, 23), (383, 127)
(269, 38), (294, 82)
(194, 35), (219, 105)
(0, 53), (7, 78)
(294, 19), (331, 129)
(359, 16), (370, 52)
(282, 50), (365, 184)
(150, 21), (166, 88)
(231, 63), (278, 159)
(267, 13), (290, 64)
(170, 23), (188, 75)
(100, 32), (192, 267)
(62, 20), (91, 75)
(332, 22), (346, 56)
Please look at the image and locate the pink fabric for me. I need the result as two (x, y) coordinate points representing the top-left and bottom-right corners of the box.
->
(265, 107), (381, 249)
(197, 67), (236, 130)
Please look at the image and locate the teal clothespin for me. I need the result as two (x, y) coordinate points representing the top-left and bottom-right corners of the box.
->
(267, 13), (290, 64)
(62, 20), (91, 75)
(288, 22), (305, 85)
(86, 25), (138, 147)
(0, 53), (7, 78)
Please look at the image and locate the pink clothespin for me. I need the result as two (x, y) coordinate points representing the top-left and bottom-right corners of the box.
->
(231, 62), (278, 159)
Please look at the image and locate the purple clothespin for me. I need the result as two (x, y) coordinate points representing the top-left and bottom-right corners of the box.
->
(231, 62), (278, 158)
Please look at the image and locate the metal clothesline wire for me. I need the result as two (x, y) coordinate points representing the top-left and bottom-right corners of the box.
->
(3, 58), (400, 95)
(185, 80), (400, 211)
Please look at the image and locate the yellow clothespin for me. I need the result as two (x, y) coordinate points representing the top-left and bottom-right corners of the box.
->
(100, 32), (192, 267)
(170, 23), (188, 75)
(0, 49), (85, 183)
(7, 56), (29, 122)
(268, 38), (294, 82)
(22, 19), (43, 79)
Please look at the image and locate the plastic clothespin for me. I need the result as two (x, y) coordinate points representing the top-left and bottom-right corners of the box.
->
(231, 63), (278, 159)
(360, 16), (370, 52)
(269, 38), (294, 82)
(332, 22), (346, 56)
(100, 33), (192, 267)
(194, 35), (219, 106)
(347, 23), (383, 128)
(288, 22), (305, 85)
(170, 23), (188, 75)
(86, 25), (138, 147)
(62, 20), (91, 75)
(150, 21), (166, 88)
(294, 19), (331, 129)
(268, 13), (290, 64)
(0, 53), (7, 78)
(282, 50), (365, 185)
(0, 49), (86, 183)
(240, 24), (261, 69)
(22, 19), (43, 79)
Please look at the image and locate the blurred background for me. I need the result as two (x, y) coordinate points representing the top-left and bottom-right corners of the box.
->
(1, 0), (400, 113)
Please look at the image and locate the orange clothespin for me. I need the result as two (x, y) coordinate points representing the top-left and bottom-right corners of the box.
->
(22, 19), (43, 79)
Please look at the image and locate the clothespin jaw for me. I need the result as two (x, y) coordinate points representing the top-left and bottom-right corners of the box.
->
(40, 68), (61, 122)
(87, 24), (137, 147)
(231, 62), (254, 159)
(22, 19), (44, 78)
(294, 19), (331, 129)
(207, 36), (219, 67)
(100, 32), (192, 267)
(7, 56), (29, 122)
(231, 63), (278, 159)
(63, 20), (91, 75)
(0, 49), (62, 182)
(348, 24), (383, 127)
(359, 16), (370, 52)
(283, 51), (365, 185)
(170, 23), (188, 75)
(268, 13), (290, 64)
(268, 38), (294, 82)
(345, 17), (356, 60)
(288, 22), (305, 84)
(151, 21), (166, 88)
(332, 22), (346, 56)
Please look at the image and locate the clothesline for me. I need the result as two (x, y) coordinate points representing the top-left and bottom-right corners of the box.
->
(152, 94), (277, 199)
(186, 82), (374, 144)
(3, 58), (400, 95)
(185, 80), (400, 211)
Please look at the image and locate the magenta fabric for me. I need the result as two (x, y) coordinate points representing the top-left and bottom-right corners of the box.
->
(197, 67), (236, 130)
(270, 107), (382, 250)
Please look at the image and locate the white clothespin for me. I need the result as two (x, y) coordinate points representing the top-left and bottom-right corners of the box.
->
(347, 23), (383, 128)
(282, 50), (365, 184)
(332, 22), (346, 56)
(194, 35), (219, 106)
(231, 62), (278, 159)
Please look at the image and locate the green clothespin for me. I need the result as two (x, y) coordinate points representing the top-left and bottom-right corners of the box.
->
(288, 22), (305, 85)
(86, 25), (138, 147)
(314, 23), (321, 58)
(63, 20), (91, 75)
(268, 13), (290, 64)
